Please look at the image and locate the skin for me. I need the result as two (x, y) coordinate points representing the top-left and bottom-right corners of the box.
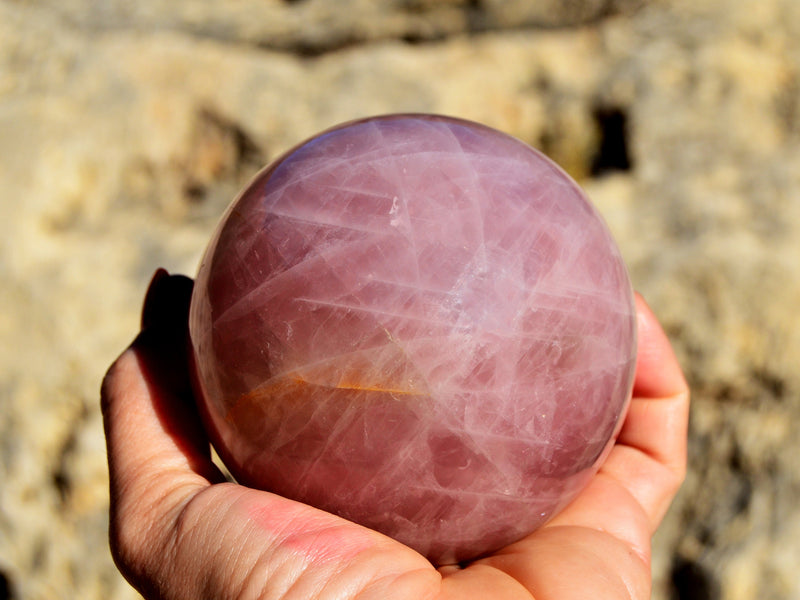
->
(102, 269), (689, 600)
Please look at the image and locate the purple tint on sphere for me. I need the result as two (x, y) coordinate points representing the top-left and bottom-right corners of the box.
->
(188, 114), (637, 565)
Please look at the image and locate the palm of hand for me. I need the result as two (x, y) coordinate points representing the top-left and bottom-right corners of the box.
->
(102, 272), (688, 600)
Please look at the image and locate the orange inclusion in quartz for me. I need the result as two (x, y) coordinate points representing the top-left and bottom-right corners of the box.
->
(225, 372), (426, 433)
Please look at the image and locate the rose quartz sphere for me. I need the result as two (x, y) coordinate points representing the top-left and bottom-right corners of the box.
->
(188, 114), (636, 565)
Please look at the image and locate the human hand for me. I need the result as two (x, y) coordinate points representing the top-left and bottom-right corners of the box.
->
(102, 269), (688, 599)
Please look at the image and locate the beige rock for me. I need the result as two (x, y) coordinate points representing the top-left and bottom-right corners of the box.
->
(1, 0), (799, 598)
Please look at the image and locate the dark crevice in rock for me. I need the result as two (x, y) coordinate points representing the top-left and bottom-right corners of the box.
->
(460, 0), (648, 37)
(775, 70), (800, 134)
(751, 367), (787, 400)
(400, 31), (450, 46)
(590, 105), (632, 175)
(51, 406), (89, 506)
(728, 445), (754, 516)
(670, 558), (721, 600)
(42, 1), (647, 59)
(180, 107), (265, 204)
(263, 36), (367, 59)
(0, 570), (14, 600)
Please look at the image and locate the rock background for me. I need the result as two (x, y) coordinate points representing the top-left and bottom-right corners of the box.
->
(1, 0), (799, 598)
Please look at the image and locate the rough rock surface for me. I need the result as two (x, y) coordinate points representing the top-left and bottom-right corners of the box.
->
(1, 0), (799, 598)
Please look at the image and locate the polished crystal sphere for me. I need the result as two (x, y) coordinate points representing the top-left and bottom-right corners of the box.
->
(188, 114), (636, 565)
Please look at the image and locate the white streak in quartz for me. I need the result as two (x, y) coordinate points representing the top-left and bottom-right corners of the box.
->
(189, 115), (637, 565)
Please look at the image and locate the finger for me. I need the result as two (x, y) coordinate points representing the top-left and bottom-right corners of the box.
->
(618, 294), (689, 480)
(101, 271), (225, 591)
(104, 347), (440, 600)
(541, 293), (689, 555)
(631, 293), (688, 399)
(102, 272), (440, 599)
(102, 270), (222, 488)
(598, 293), (689, 528)
(137, 268), (196, 405)
(460, 525), (651, 600)
(101, 346), (223, 507)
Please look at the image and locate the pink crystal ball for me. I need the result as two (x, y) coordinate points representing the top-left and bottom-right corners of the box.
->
(188, 114), (637, 565)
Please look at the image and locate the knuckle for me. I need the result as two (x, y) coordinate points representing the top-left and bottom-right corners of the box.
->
(108, 507), (148, 578)
(100, 349), (134, 415)
(664, 461), (687, 497)
(108, 491), (174, 588)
